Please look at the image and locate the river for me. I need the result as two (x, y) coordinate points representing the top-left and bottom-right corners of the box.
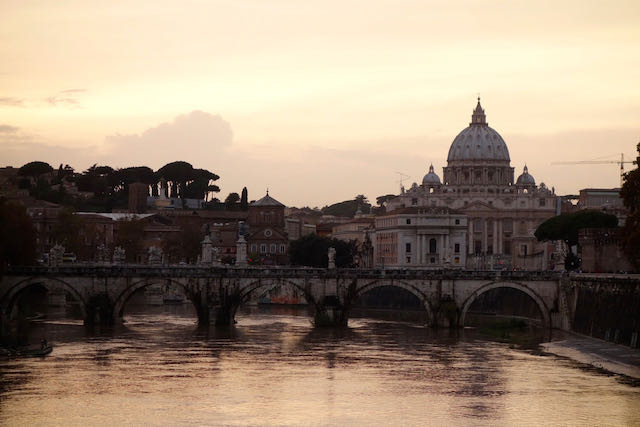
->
(1, 305), (639, 426)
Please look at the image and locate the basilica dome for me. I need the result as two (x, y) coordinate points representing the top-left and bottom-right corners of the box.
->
(422, 164), (441, 185)
(516, 165), (535, 186)
(446, 99), (510, 164)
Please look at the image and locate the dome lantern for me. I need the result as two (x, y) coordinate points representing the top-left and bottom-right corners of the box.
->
(470, 97), (487, 126)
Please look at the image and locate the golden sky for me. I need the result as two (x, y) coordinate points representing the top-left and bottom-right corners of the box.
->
(2, 0), (639, 207)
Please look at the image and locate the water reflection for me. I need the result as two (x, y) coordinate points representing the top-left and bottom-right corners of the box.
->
(0, 305), (638, 426)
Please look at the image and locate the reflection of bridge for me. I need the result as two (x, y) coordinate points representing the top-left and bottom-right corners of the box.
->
(1, 265), (569, 331)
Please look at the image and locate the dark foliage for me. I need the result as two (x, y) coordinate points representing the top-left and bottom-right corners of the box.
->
(534, 210), (618, 247)
(18, 161), (54, 177)
(620, 142), (640, 270)
(322, 195), (371, 217)
(0, 198), (37, 270)
(288, 234), (357, 267)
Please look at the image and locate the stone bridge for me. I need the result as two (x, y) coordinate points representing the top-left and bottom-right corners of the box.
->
(1, 265), (567, 332)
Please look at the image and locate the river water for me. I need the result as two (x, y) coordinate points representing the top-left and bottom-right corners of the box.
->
(1, 305), (639, 426)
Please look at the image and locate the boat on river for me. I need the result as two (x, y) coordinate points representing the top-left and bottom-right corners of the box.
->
(20, 344), (53, 357)
(1, 344), (53, 358)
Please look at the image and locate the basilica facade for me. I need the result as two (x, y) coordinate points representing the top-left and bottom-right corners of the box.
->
(380, 99), (557, 270)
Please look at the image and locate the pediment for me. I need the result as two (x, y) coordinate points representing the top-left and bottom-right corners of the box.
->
(462, 200), (498, 212)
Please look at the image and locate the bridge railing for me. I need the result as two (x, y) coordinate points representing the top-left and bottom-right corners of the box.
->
(4, 264), (563, 281)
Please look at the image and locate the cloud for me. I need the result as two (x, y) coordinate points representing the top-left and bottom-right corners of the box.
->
(104, 110), (233, 167)
(46, 96), (80, 107)
(60, 89), (87, 94)
(0, 125), (99, 169)
(0, 97), (25, 107)
(0, 124), (19, 133)
(44, 89), (88, 108)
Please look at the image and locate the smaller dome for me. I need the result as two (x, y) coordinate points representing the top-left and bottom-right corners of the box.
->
(422, 164), (441, 185)
(516, 165), (535, 186)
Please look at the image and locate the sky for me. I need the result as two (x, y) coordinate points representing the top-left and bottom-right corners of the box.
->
(1, 0), (639, 207)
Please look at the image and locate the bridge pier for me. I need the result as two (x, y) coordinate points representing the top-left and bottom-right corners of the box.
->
(314, 296), (348, 327)
(434, 297), (459, 328)
(85, 293), (115, 326)
(207, 304), (235, 326)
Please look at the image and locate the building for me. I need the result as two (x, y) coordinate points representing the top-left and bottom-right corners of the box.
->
(246, 192), (289, 265)
(385, 99), (557, 270)
(579, 228), (633, 273)
(577, 188), (627, 223)
(375, 207), (467, 268)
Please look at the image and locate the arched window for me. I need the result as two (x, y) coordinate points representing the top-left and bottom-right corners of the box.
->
(429, 238), (437, 254)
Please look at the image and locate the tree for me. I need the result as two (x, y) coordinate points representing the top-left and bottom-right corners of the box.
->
(18, 161), (54, 179)
(51, 208), (86, 255)
(620, 142), (640, 270)
(0, 198), (37, 271)
(182, 168), (219, 200)
(376, 194), (396, 207)
(224, 192), (240, 210)
(322, 195), (372, 217)
(162, 223), (202, 264)
(289, 234), (357, 267)
(156, 161), (195, 198)
(535, 209), (618, 269)
(114, 218), (146, 263)
(240, 187), (248, 211)
(535, 210), (618, 247)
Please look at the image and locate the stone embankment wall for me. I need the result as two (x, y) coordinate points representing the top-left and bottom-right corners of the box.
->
(564, 274), (640, 348)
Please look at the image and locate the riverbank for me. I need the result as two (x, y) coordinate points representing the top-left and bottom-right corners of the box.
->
(541, 333), (640, 380)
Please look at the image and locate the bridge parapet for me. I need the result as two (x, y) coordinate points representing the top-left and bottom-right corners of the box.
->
(4, 265), (564, 281)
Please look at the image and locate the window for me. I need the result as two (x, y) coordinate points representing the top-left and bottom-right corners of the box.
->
(539, 198), (546, 207)
(406, 256), (411, 264)
(406, 218), (411, 225)
(454, 257), (460, 264)
(279, 244), (286, 253)
(429, 238), (437, 254)
(405, 242), (411, 253)
(520, 244), (528, 256)
(454, 243), (460, 254)
(411, 198), (418, 206)
(270, 244), (276, 253)
(260, 244), (266, 253)
(503, 240), (511, 254)
(430, 257), (436, 264)
(455, 219), (460, 225)
(474, 240), (482, 254)
(251, 244), (257, 253)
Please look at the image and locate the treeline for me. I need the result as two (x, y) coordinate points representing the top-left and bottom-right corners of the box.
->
(13, 160), (220, 212)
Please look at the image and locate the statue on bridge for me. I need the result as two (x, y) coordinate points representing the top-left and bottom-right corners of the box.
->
(113, 246), (126, 265)
(148, 246), (163, 265)
(96, 244), (109, 264)
(49, 245), (64, 267)
(328, 247), (336, 269)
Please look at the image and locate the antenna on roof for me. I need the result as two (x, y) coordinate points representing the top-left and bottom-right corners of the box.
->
(395, 172), (410, 192)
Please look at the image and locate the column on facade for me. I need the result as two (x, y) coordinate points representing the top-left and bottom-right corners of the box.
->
(468, 219), (473, 255)
(444, 233), (450, 262)
(497, 220), (502, 254)
(417, 234), (422, 265)
(483, 218), (488, 253)
(493, 220), (498, 255)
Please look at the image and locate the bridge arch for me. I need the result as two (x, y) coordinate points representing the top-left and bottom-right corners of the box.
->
(235, 278), (312, 307)
(0, 276), (87, 320)
(112, 278), (196, 322)
(459, 281), (550, 328)
(353, 279), (434, 325)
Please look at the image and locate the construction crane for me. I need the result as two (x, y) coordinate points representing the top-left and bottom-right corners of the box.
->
(552, 153), (634, 187)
